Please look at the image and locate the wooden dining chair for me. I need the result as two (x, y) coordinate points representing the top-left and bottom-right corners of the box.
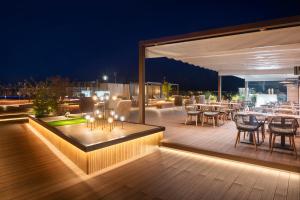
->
(269, 117), (299, 158)
(234, 114), (262, 151)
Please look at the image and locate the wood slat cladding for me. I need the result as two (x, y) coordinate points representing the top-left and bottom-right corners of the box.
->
(28, 118), (88, 172)
(86, 132), (163, 173)
(28, 118), (163, 174)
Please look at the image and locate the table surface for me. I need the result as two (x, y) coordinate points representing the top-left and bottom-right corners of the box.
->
(237, 111), (300, 119)
(195, 104), (223, 107)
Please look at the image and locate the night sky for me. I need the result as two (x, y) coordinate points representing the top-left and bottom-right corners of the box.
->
(1, 0), (300, 91)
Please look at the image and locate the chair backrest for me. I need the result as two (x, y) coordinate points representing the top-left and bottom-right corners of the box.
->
(115, 100), (132, 119)
(234, 114), (259, 128)
(199, 95), (206, 104)
(201, 105), (212, 112)
(275, 109), (294, 115)
(184, 100), (196, 111)
(269, 117), (299, 135)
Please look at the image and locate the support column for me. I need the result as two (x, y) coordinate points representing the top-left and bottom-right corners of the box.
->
(218, 76), (222, 101)
(297, 77), (300, 104)
(138, 44), (146, 124)
(245, 81), (249, 100)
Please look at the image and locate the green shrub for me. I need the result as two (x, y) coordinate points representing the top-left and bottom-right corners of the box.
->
(32, 83), (58, 118)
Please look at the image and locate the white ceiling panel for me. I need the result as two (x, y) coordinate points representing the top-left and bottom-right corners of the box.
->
(146, 26), (300, 81)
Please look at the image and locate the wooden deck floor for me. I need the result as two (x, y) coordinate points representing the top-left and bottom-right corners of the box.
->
(143, 107), (300, 172)
(1, 122), (300, 199)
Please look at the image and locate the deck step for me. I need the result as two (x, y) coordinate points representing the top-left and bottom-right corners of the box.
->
(161, 141), (300, 173)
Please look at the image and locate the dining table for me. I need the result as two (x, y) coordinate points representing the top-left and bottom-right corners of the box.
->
(195, 103), (224, 108)
(237, 111), (300, 148)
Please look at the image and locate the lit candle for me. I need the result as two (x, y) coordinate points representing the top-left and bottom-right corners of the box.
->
(85, 115), (90, 127)
(98, 114), (103, 129)
(108, 117), (114, 131)
(92, 95), (98, 101)
(110, 110), (115, 116)
(90, 117), (95, 131)
(114, 114), (119, 126)
(114, 114), (118, 120)
(120, 116), (125, 129)
(112, 95), (117, 101)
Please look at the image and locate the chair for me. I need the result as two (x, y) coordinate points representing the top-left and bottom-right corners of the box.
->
(199, 95), (206, 104)
(201, 106), (219, 128)
(234, 114), (263, 150)
(215, 106), (227, 124)
(269, 117), (298, 158)
(115, 100), (132, 119)
(184, 103), (200, 126)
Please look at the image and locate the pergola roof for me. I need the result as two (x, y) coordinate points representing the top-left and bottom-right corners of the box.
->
(143, 16), (300, 81)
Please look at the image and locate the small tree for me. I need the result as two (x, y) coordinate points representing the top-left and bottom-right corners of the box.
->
(204, 91), (212, 100)
(162, 81), (172, 100)
(32, 76), (72, 117)
(47, 76), (70, 102)
(32, 82), (58, 117)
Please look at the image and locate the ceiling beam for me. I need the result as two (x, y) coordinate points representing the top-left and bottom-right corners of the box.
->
(219, 68), (294, 76)
(141, 15), (300, 47)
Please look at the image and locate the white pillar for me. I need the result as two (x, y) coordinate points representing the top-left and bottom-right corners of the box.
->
(218, 76), (222, 101)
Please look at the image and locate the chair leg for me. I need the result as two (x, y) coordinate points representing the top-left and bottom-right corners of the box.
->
(291, 136), (297, 159)
(185, 116), (188, 125)
(253, 132), (257, 151)
(257, 131), (260, 143)
(212, 117), (215, 128)
(195, 116), (198, 126)
(235, 131), (240, 148)
(269, 132), (272, 149)
(260, 125), (265, 142)
(271, 135), (276, 154)
(202, 115), (205, 126)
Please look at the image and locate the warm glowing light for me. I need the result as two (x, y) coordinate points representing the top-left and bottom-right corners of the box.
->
(105, 95), (109, 101)
(102, 75), (108, 81)
(120, 116), (125, 122)
(99, 96), (104, 101)
(112, 96), (117, 101)
(107, 117), (113, 123)
(110, 110), (115, 116)
(85, 115), (91, 120)
(95, 110), (100, 114)
(92, 95), (98, 101)
(90, 117), (95, 123)
(98, 114), (103, 119)
(114, 114), (118, 120)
